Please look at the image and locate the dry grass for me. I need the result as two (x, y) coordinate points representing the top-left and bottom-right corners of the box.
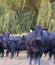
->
(0, 51), (55, 65)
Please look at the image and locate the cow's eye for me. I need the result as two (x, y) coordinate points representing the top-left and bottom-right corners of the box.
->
(35, 30), (38, 33)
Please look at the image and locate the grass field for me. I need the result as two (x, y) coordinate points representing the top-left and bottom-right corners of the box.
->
(0, 51), (55, 65)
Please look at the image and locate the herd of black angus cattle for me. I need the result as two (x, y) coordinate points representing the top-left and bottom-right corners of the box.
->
(0, 25), (55, 65)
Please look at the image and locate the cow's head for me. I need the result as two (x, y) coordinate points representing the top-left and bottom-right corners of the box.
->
(33, 25), (43, 41)
(31, 26), (48, 41)
(3, 32), (10, 48)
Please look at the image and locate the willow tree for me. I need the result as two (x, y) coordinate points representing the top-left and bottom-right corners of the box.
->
(37, 0), (52, 29)
(0, 0), (54, 33)
(50, 1), (55, 31)
(3, 9), (18, 33)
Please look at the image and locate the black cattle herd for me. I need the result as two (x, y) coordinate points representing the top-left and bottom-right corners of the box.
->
(0, 25), (55, 65)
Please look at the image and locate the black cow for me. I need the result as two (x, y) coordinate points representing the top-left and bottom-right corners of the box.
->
(2, 32), (10, 49)
(0, 32), (10, 57)
(32, 25), (55, 64)
(0, 37), (4, 57)
(5, 35), (27, 58)
(47, 32), (55, 64)
(22, 26), (44, 65)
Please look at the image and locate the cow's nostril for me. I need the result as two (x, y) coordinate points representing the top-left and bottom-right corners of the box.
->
(4, 43), (7, 47)
(36, 37), (41, 40)
(35, 39), (41, 44)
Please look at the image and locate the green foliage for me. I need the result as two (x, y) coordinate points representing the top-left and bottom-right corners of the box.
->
(0, 6), (5, 17)
(51, 1), (55, 19)
(0, 0), (55, 33)
(37, 0), (52, 29)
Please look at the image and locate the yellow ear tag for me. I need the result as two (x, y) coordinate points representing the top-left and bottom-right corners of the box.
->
(30, 29), (32, 32)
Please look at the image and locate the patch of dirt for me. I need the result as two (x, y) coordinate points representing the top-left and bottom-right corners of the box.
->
(0, 51), (54, 65)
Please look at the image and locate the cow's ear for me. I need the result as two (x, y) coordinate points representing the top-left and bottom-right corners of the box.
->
(3, 32), (4, 34)
(8, 32), (10, 35)
(43, 28), (48, 31)
(30, 27), (35, 31)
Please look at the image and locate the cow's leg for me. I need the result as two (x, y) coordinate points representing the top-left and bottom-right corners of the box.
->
(27, 46), (30, 58)
(29, 53), (33, 65)
(10, 49), (15, 58)
(1, 49), (4, 57)
(27, 50), (29, 58)
(54, 53), (55, 64)
(29, 57), (32, 65)
(6, 49), (9, 57)
(48, 52), (52, 60)
(36, 51), (42, 65)
(1, 48), (4, 57)
(37, 56), (41, 65)
(16, 50), (19, 57)
(34, 58), (37, 65)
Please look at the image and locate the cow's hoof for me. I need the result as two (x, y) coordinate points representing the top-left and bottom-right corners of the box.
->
(48, 57), (51, 60)
(36, 63), (38, 65)
(1, 55), (4, 57)
(54, 60), (55, 64)
(6, 55), (8, 57)
(0, 54), (4, 57)
(10, 56), (13, 59)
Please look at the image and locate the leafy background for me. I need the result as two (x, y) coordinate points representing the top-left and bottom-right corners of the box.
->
(0, 0), (55, 34)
